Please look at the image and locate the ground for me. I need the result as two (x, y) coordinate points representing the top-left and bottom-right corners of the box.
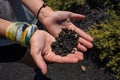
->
(0, 58), (110, 80)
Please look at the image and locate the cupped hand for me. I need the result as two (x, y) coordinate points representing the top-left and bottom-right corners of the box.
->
(41, 11), (93, 51)
(30, 30), (84, 74)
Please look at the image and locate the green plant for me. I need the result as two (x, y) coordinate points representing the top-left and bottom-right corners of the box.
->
(47, 0), (84, 10)
(88, 11), (120, 80)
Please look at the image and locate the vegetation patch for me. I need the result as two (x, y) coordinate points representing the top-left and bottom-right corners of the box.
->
(88, 12), (120, 80)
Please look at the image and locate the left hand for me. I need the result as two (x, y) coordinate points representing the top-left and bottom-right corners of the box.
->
(40, 11), (93, 52)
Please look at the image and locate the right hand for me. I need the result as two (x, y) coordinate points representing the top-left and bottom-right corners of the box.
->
(29, 30), (84, 74)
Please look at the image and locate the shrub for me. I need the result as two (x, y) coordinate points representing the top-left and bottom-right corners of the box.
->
(88, 11), (120, 80)
(47, 0), (83, 10)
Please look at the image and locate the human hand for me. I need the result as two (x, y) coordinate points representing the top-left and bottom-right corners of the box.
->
(40, 11), (93, 52)
(29, 30), (84, 74)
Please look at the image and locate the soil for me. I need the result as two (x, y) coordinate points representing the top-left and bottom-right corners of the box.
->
(46, 60), (111, 80)
(0, 59), (111, 80)
(51, 28), (79, 56)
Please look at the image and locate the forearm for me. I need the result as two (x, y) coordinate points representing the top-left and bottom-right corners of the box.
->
(0, 18), (38, 46)
(20, 0), (53, 23)
(0, 18), (12, 38)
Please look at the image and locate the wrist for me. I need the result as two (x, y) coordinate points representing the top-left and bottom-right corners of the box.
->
(0, 19), (12, 38)
(37, 5), (54, 24)
(5, 22), (38, 46)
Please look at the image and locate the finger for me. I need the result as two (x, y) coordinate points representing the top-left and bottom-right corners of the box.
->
(74, 51), (84, 60)
(66, 23), (93, 42)
(31, 53), (47, 74)
(76, 27), (93, 42)
(78, 37), (93, 48)
(60, 11), (85, 20)
(69, 12), (85, 20)
(67, 49), (84, 61)
(44, 52), (79, 63)
(77, 43), (87, 52)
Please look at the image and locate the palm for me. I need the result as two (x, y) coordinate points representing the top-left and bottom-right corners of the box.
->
(43, 11), (77, 37)
(43, 11), (93, 51)
(29, 30), (84, 74)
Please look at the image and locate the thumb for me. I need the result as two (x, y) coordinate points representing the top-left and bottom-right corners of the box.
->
(70, 12), (85, 20)
(32, 54), (47, 74)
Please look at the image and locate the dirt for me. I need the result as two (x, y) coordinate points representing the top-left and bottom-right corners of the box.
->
(51, 28), (79, 56)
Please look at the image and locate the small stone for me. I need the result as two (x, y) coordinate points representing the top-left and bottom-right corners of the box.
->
(81, 65), (86, 71)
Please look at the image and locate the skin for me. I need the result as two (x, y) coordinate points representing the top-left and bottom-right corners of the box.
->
(31, 11), (94, 74)
(30, 30), (84, 74)
(0, 0), (94, 74)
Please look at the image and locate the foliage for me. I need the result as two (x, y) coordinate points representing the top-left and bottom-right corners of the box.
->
(86, 0), (120, 9)
(47, 0), (84, 10)
(86, 0), (120, 16)
(88, 11), (120, 80)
